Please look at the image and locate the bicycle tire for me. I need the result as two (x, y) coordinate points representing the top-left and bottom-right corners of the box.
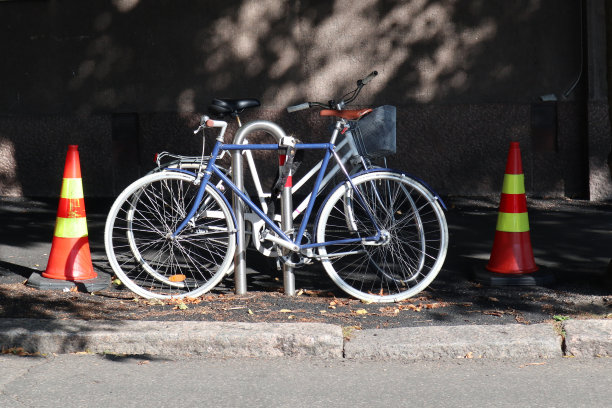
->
(315, 171), (448, 302)
(105, 172), (236, 299)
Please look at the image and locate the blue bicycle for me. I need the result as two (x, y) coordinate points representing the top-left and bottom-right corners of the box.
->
(104, 74), (448, 303)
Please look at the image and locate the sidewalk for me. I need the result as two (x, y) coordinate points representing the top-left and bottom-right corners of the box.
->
(1, 196), (611, 359)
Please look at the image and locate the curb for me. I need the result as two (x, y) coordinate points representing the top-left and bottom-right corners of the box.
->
(1, 318), (610, 359)
(0, 319), (343, 358)
(344, 324), (562, 360)
(564, 319), (612, 357)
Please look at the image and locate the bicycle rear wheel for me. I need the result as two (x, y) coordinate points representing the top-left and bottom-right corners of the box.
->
(105, 172), (236, 299)
(315, 171), (448, 302)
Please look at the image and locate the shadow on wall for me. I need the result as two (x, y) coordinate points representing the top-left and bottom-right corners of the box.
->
(0, 0), (584, 196)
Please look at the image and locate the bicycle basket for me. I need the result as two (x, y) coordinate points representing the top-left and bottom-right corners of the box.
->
(350, 105), (396, 158)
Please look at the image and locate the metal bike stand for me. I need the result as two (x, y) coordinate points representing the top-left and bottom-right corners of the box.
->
(280, 151), (296, 296)
(231, 120), (295, 296)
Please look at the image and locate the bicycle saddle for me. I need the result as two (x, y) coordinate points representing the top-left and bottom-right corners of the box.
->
(209, 98), (261, 116)
(319, 108), (372, 120)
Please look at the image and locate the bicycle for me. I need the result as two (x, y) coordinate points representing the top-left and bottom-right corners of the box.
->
(149, 73), (388, 258)
(104, 73), (449, 303)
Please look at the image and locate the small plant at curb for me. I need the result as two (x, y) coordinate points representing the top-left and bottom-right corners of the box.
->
(553, 315), (571, 322)
(342, 326), (361, 341)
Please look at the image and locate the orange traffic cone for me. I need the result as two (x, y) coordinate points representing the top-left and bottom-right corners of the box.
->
(477, 142), (552, 286)
(43, 145), (97, 281)
(486, 142), (538, 274)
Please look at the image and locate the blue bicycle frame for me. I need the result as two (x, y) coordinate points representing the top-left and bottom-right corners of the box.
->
(171, 140), (383, 252)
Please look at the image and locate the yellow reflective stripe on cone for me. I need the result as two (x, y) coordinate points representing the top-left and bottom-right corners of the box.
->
(501, 174), (525, 195)
(54, 217), (88, 238)
(496, 212), (530, 232)
(60, 178), (84, 199)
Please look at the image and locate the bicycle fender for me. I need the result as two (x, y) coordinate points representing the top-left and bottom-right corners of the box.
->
(313, 169), (446, 233)
(160, 167), (197, 176)
(348, 168), (447, 210)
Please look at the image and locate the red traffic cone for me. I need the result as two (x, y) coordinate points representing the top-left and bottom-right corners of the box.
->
(486, 142), (538, 275)
(43, 145), (97, 281)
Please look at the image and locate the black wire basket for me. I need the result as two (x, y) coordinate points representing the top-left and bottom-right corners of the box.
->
(350, 105), (396, 159)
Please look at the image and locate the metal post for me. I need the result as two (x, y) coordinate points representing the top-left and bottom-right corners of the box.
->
(231, 121), (289, 295)
(279, 150), (295, 296)
(231, 148), (247, 295)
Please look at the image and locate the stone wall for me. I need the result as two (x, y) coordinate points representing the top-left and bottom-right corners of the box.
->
(0, 0), (610, 200)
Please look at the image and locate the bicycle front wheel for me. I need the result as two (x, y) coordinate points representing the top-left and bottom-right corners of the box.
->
(105, 172), (236, 299)
(315, 171), (448, 303)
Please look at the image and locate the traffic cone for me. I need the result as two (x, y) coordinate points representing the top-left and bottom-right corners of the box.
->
(27, 145), (108, 292)
(477, 142), (552, 285)
(486, 142), (538, 274)
(43, 145), (96, 281)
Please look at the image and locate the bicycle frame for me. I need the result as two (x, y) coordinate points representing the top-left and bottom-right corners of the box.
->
(172, 139), (382, 254)
(190, 116), (366, 256)
(239, 119), (362, 217)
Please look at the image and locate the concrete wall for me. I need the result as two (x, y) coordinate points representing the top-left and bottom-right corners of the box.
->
(0, 0), (610, 200)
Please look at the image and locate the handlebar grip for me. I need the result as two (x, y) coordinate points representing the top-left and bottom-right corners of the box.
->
(287, 102), (310, 113)
(205, 119), (227, 128)
(361, 71), (378, 85)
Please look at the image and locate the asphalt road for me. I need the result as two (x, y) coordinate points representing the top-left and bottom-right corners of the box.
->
(1, 354), (611, 407)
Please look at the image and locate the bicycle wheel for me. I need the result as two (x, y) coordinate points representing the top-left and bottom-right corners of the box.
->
(105, 172), (236, 299)
(315, 171), (448, 302)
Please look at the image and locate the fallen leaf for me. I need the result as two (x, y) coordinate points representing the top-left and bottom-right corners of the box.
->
(483, 310), (503, 317)
(424, 302), (447, 309)
(279, 309), (292, 313)
(248, 309), (254, 315)
(515, 315), (530, 324)
(354, 309), (368, 315)
(401, 304), (422, 312)
(1, 347), (38, 356)
(168, 274), (186, 283)
(519, 362), (546, 368)
(303, 290), (335, 297)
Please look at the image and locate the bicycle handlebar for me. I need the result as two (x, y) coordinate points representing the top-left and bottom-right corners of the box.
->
(287, 102), (310, 113)
(359, 70), (378, 85)
(287, 70), (378, 113)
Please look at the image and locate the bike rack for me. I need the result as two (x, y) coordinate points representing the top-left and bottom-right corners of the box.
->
(231, 120), (295, 296)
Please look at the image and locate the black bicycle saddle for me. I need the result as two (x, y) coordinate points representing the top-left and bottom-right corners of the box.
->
(209, 98), (261, 116)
